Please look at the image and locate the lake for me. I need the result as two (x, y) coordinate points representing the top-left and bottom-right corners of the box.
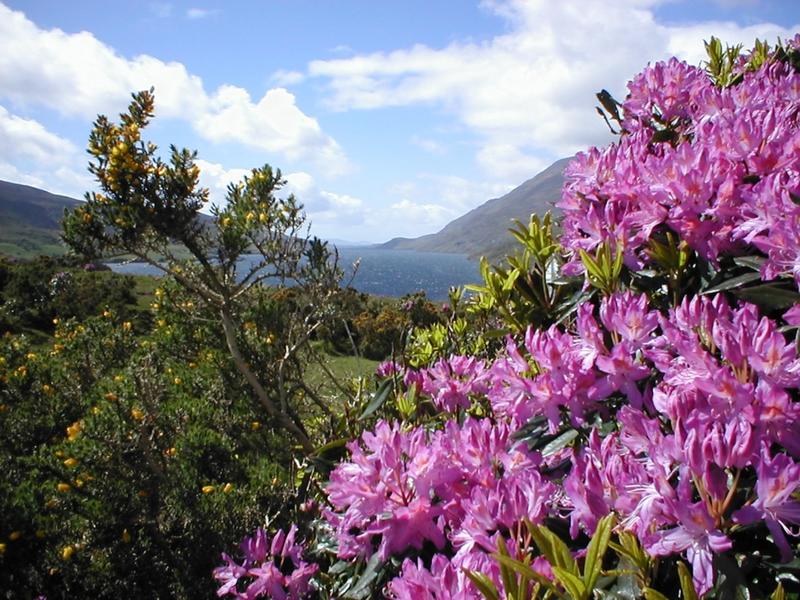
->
(107, 247), (482, 301)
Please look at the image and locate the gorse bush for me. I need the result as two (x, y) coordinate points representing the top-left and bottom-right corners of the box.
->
(0, 90), (355, 598)
(0, 296), (301, 598)
(215, 36), (800, 599)
(0, 256), (140, 335)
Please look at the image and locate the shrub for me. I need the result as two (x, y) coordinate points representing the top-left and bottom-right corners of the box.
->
(218, 36), (800, 600)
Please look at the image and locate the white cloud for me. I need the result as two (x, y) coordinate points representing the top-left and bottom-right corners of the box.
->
(375, 173), (514, 237)
(0, 104), (92, 197)
(0, 105), (77, 163)
(50, 166), (94, 197)
(0, 159), (93, 199)
(421, 174), (512, 213)
(197, 87), (350, 176)
(270, 69), (306, 87)
(194, 159), (250, 210)
(410, 135), (446, 155)
(328, 44), (355, 55)
(387, 199), (457, 228)
(194, 160), (364, 232)
(283, 172), (364, 223)
(186, 8), (220, 19)
(476, 143), (548, 180)
(0, 163), (46, 189)
(308, 0), (798, 181)
(0, 3), (349, 176)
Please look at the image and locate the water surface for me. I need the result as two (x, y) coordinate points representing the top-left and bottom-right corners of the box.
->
(108, 247), (482, 301)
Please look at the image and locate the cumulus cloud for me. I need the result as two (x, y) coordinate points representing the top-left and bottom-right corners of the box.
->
(0, 105), (77, 163)
(0, 159), (93, 199)
(387, 199), (456, 228)
(197, 87), (350, 176)
(282, 172), (364, 225)
(194, 159), (364, 233)
(0, 104), (92, 197)
(0, 3), (349, 175)
(308, 0), (798, 182)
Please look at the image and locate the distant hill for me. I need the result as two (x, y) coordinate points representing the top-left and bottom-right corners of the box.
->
(0, 180), (221, 260)
(381, 157), (570, 260)
(0, 180), (81, 258)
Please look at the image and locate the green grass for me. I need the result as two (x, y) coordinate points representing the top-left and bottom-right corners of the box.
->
(305, 348), (380, 398)
(131, 274), (160, 310)
(0, 225), (68, 259)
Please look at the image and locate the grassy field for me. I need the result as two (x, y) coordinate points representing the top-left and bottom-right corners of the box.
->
(306, 349), (380, 397)
(0, 226), (67, 259)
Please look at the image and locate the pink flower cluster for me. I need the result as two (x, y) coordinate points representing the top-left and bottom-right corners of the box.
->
(218, 41), (800, 599)
(339, 293), (800, 595)
(560, 46), (800, 284)
(324, 419), (553, 564)
(213, 525), (318, 599)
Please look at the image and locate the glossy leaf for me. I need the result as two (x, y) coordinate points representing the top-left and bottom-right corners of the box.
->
(358, 377), (393, 420)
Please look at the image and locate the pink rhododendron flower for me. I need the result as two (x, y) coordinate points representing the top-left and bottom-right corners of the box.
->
(422, 356), (490, 412)
(213, 525), (318, 599)
(645, 501), (732, 595)
(734, 445), (800, 561)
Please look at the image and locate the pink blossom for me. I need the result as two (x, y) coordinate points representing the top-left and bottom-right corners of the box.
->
(734, 445), (800, 561)
(645, 501), (732, 595)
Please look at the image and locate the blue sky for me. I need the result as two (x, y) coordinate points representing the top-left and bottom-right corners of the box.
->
(1, 1), (799, 242)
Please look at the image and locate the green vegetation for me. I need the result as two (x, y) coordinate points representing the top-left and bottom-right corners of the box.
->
(0, 90), (449, 598)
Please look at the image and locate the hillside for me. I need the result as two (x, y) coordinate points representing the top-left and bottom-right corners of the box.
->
(0, 180), (215, 260)
(0, 180), (81, 257)
(381, 157), (570, 260)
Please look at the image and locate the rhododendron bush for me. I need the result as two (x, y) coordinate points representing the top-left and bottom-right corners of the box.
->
(217, 37), (800, 599)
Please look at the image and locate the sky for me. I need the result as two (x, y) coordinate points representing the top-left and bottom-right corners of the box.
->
(1, 1), (799, 243)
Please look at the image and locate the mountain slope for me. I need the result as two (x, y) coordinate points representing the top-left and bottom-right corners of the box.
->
(0, 180), (81, 257)
(381, 157), (570, 260)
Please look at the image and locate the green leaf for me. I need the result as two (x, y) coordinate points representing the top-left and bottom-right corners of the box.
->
(579, 249), (605, 281)
(583, 514), (614, 592)
(643, 588), (671, 600)
(553, 566), (587, 600)
(732, 282), (800, 310)
(495, 537), (518, 599)
(395, 383), (417, 419)
(612, 242), (624, 279)
(733, 255), (765, 270)
(358, 377), (393, 420)
(312, 438), (348, 459)
(492, 554), (563, 598)
(541, 429), (578, 457)
(701, 271), (762, 294)
(609, 532), (649, 572)
(346, 552), (384, 599)
(527, 521), (578, 575)
(677, 561), (699, 600)
(463, 569), (500, 600)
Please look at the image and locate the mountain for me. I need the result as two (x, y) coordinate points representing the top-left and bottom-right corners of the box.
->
(0, 180), (81, 257)
(381, 157), (570, 260)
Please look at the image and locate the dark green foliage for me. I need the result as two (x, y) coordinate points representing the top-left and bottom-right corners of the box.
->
(0, 301), (300, 598)
(0, 90), (352, 598)
(0, 256), (139, 334)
